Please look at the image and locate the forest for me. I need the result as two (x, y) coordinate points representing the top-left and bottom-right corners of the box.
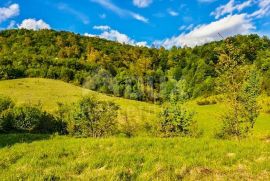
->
(1, 29), (270, 103)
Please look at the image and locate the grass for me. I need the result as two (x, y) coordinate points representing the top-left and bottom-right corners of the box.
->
(0, 78), (270, 180)
(0, 78), (269, 137)
(0, 78), (159, 135)
(0, 135), (269, 180)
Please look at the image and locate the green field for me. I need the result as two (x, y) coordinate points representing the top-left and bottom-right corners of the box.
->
(0, 78), (270, 180)
(0, 78), (269, 137)
(0, 135), (270, 180)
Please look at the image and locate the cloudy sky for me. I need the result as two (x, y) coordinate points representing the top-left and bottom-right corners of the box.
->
(0, 0), (269, 48)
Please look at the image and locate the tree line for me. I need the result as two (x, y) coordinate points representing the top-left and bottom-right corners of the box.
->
(0, 29), (270, 103)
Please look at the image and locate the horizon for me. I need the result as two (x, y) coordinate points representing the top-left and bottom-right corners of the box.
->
(0, 0), (269, 48)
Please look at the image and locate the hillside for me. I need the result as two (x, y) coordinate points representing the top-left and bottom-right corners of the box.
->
(0, 78), (269, 137)
(1, 29), (270, 102)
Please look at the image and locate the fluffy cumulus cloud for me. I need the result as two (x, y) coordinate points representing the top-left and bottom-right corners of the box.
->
(0, 3), (20, 23)
(133, 0), (152, 8)
(85, 26), (147, 46)
(18, 19), (51, 30)
(154, 14), (254, 48)
(211, 0), (253, 19)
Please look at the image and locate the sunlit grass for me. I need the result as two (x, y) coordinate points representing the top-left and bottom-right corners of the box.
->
(0, 78), (270, 180)
(0, 78), (269, 137)
(0, 135), (269, 180)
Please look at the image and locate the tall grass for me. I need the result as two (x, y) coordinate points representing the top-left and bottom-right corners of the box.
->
(0, 135), (269, 180)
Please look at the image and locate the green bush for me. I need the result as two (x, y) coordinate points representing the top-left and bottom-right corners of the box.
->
(0, 104), (67, 134)
(0, 96), (15, 132)
(159, 103), (202, 137)
(64, 96), (119, 137)
(0, 95), (14, 112)
(196, 98), (217, 106)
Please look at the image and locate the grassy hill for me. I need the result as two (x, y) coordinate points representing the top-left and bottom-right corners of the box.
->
(0, 78), (269, 137)
(0, 78), (270, 180)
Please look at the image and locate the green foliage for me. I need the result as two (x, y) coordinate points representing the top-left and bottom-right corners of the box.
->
(0, 95), (66, 134)
(159, 80), (201, 137)
(196, 97), (217, 106)
(0, 105), (66, 134)
(62, 96), (119, 137)
(0, 29), (269, 102)
(159, 103), (199, 137)
(0, 96), (15, 132)
(215, 38), (261, 138)
(0, 95), (14, 113)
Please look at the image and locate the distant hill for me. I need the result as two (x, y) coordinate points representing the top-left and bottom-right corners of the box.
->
(0, 29), (270, 101)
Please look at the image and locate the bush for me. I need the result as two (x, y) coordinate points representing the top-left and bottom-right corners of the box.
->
(64, 96), (119, 137)
(0, 104), (67, 134)
(118, 111), (137, 137)
(196, 97), (217, 106)
(0, 96), (15, 132)
(159, 103), (202, 137)
(0, 95), (14, 112)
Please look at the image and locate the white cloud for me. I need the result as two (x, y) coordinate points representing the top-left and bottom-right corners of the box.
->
(130, 13), (148, 23)
(178, 25), (186, 31)
(249, 0), (270, 18)
(154, 14), (254, 48)
(133, 0), (152, 8)
(84, 28), (147, 47)
(18, 19), (51, 30)
(84, 33), (97, 37)
(91, 0), (149, 23)
(57, 3), (89, 25)
(168, 9), (179, 16)
(135, 41), (147, 46)
(7, 20), (16, 29)
(179, 24), (194, 31)
(0, 3), (19, 23)
(211, 0), (253, 19)
(93, 25), (111, 31)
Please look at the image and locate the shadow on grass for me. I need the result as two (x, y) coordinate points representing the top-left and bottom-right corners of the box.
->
(0, 134), (51, 148)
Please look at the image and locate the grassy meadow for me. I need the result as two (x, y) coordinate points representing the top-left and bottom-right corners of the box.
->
(0, 78), (270, 180)
(0, 78), (269, 137)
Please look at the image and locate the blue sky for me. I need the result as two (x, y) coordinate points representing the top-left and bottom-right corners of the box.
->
(0, 0), (269, 48)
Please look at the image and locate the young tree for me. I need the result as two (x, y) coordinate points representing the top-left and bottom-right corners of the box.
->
(159, 80), (200, 137)
(67, 96), (119, 137)
(216, 38), (261, 138)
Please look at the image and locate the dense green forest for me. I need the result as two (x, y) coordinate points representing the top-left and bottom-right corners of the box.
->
(0, 29), (270, 102)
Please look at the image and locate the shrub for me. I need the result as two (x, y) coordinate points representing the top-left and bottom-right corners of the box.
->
(0, 104), (67, 134)
(0, 95), (14, 112)
(0, 109), (14, 133)
(196, 97), (217, 106)
(159, 80), (202, 137)
(65, 96), (119, 137)
(159, 103), (202, 137)
(118, 111), (137, 137)
(0, 96), (15, 132)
